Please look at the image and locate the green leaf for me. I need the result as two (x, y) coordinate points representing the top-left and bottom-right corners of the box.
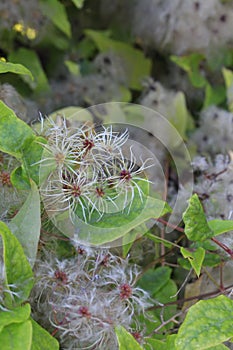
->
(171, 92), (189, 139)
(31, 319), (59, 350)
(166, 335), (177, 349)
(22, 136), (47, 185)
(207, 47), (233, 71)
(222, 67), (233, 87)
(9, 180), (41, 267)
(178, 257), (192, 270)
(183, 194), (213, 242)
(0, 304), (31, 333)
(115, 325), (144, 350)
(0, 101), (35, 158)
(192, 240), (218, 251)
(139, 278), (178, 338)
(222, 67), (233, 112)
(119, 86), (132, 102)
(71, 0), (85, 9)
(39, 0), (71, 37)
(137, 266), (172, 296)
(9, 49), (50, 94)
(64, 60), (80, 76)
(77, 37), (97, 60)
(10, 166), (31, 190)
(180, 247), (205, 277)
(152, 279), (177, 332)
(137, 311), (160, 338)
(0, 320), (32, 350)
(85, 30), (152, 90)
(57, 196), (171, 246)
(208, 219), (233, 236)
(203, 253), (221, 267)
(170, 54), (207, 88)
(0, 222), (34, 307)
(203, 84), (226, 108)
(175, 295), (233, 350)
(0, 61), (33, 80)
(145, 338), (166, 350)
(40, 23), (70, 50)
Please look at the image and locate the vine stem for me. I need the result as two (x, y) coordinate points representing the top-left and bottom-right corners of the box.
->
(160, 157), (170, 265)
(156, 218), (185, 233)
(156, 218), (233, 258)
(146, 311), (184, 337)
(211, 237), (233, 259)
(148, 283), (233, 310)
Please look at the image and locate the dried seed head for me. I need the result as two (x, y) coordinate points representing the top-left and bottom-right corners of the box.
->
(131, 331), (143, 343)
(78, 306), (91, 318)
(54, 270), (68, 284)
(119, 283), (132, 299)
(120, 169), (132, 181)
(83, 138), (94, 152)
(0, 172), (11, 187)
(96, 187), (105, 197)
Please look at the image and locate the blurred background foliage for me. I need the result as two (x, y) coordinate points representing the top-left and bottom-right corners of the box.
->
(1, 0), (233, 123)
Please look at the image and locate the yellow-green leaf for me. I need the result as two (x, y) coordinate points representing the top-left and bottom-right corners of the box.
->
(171, 54), (207, 88)
(115, 325), (144, 350)
(39, 0), (71, 37)
(0, 321), (32, 350)
(9, 180), (41, 267)
(0, 61), (33, 80)
(176, 295), (233, 350)
(0, 101), (35, 158)
(222, 67), (233, 112)
(0, 304), (31, 333)
(203, 84), (226, 108)
(64, 60), (80, 76)
(180, 247), (205, 277)
(71, 0), (85, 9)
(208, 219), (233, 236)
(31, 319), (59, 350)
(9, 49), (50, 94)
(55, 195), (171, 246)
(183, 194), (213, 242)
(0, 222), (34, 307)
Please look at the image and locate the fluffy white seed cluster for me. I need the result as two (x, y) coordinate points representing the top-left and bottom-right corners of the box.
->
(31, 247), (153, 349)
(193, 154), (233, 221)
(45, 50), (130, 113)
(39, 117), (152, 223)
(191, 106), (233, 155)
(139, 79), (192, 139)
(193, 153), (233, 250)
(47, 74), (126, 113)
(140, 80), (185, 119)
(94, 51), (128, 86)
(132, 0), (233, 56)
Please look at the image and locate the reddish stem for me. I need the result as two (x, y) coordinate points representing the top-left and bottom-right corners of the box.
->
(211, 237), (233, 259)
(148, 283), (233, 310)
(156, 218), (185, 233)
(51, 328), (59, 337)
(156, 218), (233, 258)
